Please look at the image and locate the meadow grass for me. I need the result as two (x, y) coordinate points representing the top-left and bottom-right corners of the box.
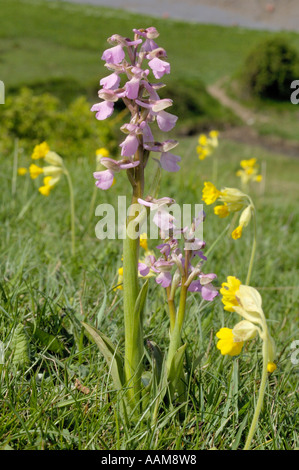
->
(0, 135), (298, 450)
(0, 0), (298, 451)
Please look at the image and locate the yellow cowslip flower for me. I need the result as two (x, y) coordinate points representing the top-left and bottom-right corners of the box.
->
(198, 134), (208, 146)
(216, 328), (244, 356)
(96, 147), (110, 164)
(240, 158), (257, 169)
(220, 276), (241, 312)
(214, 204), (229, 218)
(139, 233), (148, 251)
(209, 130), (219, 141)
(267, 362), (277, 373)
(237, 158), (262, 185)
(197, 147), (211, 161)
(29, 163), (44, 179)
(202, 182), (221, 205)
(96, 147), (110, 158)
(38, 176), (54, 196)
(232, 225), (243, 240)
(206, 185), (253, 240)
(31, 142), (50, 160)
(114, 267), (123, 290)
(197, 130), (219, 160)
(231, 205), (253, 240)
(18, 167), (28, 176)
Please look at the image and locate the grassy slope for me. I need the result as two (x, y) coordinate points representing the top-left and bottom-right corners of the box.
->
(2, 0), (299, 88)
(0, 0), (298, 451)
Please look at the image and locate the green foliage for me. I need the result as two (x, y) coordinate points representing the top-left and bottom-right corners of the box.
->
(0, 88), (117, 158)
(240, 37), (299, 100)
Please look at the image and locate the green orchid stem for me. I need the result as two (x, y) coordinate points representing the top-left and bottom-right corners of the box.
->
(166, 251), (190, 374)
(12, 138), (19, 199)
(123, 144), (144, 410)
(123, 230), (141, 406)
(244, 336), (269, 450)
(245, 208), (257, 285)
(64, 169), (76, 257)
(166, 287), (176, 332)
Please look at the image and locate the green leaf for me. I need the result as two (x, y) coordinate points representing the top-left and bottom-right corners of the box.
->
(96, 289), (107, 327)
(167, 343), (187, 397)
(82, 322), (124, 390)
(11, 323), (30, 368)
(147, 340), (164, 384)
(132, 279), (149, 359)
(26, 322), (64, 354)
(133, 279), (149, 327)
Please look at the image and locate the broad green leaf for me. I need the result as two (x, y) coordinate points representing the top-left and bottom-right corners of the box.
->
(26, 322), (64, 354)
(167, 343), (187, 397)
(82, 322), (124, 390)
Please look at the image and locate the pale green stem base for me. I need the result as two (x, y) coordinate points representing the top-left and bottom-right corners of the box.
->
(123, 232), (142, 407)
(245, 209), (257, 286)
(244, 336), (269, 450)
(64, 169), (76, 257)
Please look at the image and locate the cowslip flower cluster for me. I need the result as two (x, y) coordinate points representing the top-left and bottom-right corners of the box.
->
(216, 276), (276, 373)
(236, 158), (262, 185)
(29, 142), (64, 196)
(138, 201), (218, 302)
(202, 182), (254, 240)
(91, 27), (181, 190)
(196, 130), (219, 160)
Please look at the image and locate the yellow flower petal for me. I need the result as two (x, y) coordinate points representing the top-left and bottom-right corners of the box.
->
(267, 362), (277, 373)
(31, 142), (50, 160)
(214, 204), (229, 218)
(96, 147), (110, 158)
(216, 327), (244, 356)
(18, 167), (28, 176)
(232, 225), (243, 240)
(202, 182), (221, 205)
(38, 185), (51, 196)
(140, 233), (148, 251)
(220, 276), (241, 312)
(29, 163), (44, 179)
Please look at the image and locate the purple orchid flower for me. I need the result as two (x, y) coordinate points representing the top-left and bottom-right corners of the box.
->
(93, 158), (140, 190)
(148, 57), (170, 79)
(101, 44), (125, 65)
(91, 101), (114, 121)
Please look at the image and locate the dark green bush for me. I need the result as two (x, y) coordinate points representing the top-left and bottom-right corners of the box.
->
(241, 37), (299, 100)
